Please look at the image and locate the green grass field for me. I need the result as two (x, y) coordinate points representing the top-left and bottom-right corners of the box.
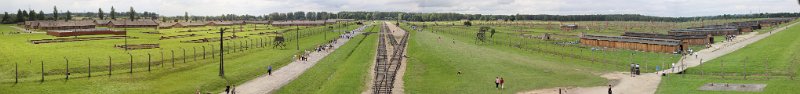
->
(657, 22), (800, 94)
(276, 23), (379, 94)
(401, 24), (617, 93)
(0, 23), (360, 93)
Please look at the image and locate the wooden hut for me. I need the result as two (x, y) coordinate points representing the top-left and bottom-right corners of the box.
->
(158, 22), (178, 29)
(561, 24), (578, 31)
(207, 21), (235, 26)
(622, 32), (713, 45)
(581, 35), (684, 53)
(668, 27), (740, 36)
(175, 22), (207, 28)
(94, 20), (112, 27)
(109, 20), (158, 28)
(46, 28), (126, 37)
(271, 20), (327, 26)
(34, 20), (97, 30)
(244, 21), (271, 24)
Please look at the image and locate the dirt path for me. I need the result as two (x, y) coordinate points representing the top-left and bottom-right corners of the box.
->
(224, 25), (368, 94)
(520, 21), (799, 94)
(9, 26), (37, 33)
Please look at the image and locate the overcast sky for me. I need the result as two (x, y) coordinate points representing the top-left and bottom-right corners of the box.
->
(1, 0), (799, 17)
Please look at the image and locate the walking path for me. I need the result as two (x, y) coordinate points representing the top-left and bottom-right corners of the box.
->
(225, 25), (369, 94)
(9, 26), (37, 33)
(520, 21), (799, 94)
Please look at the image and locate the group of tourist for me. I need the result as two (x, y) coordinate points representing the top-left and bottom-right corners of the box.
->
(725, 35), (737, 41)
(494, 77), (506, 89)
(630, 63), (641, 77)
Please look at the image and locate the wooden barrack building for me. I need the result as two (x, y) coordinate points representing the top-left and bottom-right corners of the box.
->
(622, 32), (713, 45)
(581, 35), (684, 53)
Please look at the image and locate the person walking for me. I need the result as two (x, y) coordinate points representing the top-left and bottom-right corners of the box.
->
(608, 85), (613, 94)
(268, 65), (273, 76)
(630, 63), (635, 77)
(635, 64), (640, 75)
(495, 77), (500, 89)
(500, 77), (505, 89)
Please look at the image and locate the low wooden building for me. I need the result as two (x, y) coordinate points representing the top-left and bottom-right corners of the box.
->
(207, 21), (235, 26)
(244, 21), (271, 24)
(727, 21), (762, 30)
(94, 20), (112, 27)
(46, 28), (126, 37)
(271, 20), (327, 26)
(581, 35), (684, 53)
(561, 24), (578, 31)
(757, 18), (795, 27)
(622, 32), (713, 45)
(324, 19), (355, 24)
(158, 22), (178, 29)
(33, 20), (97, 30)
(176, 22), (207, 28)
(668, 27), (740, 36)
(109, 20), (158, 28)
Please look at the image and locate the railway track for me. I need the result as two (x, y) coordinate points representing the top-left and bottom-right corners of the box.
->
(372, 22), (410, 94)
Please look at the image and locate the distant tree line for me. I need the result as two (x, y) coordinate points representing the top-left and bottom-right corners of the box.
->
(1, 6), (158, 24)
(5, 9), (800, 24)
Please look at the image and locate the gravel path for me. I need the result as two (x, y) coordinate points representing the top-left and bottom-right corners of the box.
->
(520, 21), (798, 94)
(224, 25), (368, 94)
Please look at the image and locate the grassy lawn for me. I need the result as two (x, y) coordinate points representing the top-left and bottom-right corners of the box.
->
(418, 25), (681, 73)
(0, 23), (360, 93)
(402, 25), (611, 93)
(276, 23), (379, 94)
(657, 22), (800, 94)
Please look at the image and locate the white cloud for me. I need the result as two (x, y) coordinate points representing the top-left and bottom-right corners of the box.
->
(0, 0), (798, 17)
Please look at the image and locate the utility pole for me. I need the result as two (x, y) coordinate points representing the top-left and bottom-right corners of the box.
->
(220, 28), (228, 77)
(296, 25), (300, 50)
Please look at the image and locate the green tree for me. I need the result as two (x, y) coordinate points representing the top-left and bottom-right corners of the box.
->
(110, 6), (116, 20)
(65, 11), (72, 21)
(28, 10), (36, 20)
(38, 11), (44, 20)
(184, 12), (189, 21)
(98, 8), (105, 20)
(129, 7), (136, 21)
(16, 10), (23, 22)
(1, 12), (8, 23)
(21, 10), (28, 21)
(53, 6), (58, 20)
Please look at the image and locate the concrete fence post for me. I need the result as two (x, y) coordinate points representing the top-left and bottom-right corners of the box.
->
(183, 48), (186, 63)
(148, 53), (151, 72)
(88, 57), (91, 78)
(129, 53), (133, 74)
(202, 46), (206, 59)
(171, 50), (175, 68)
(41, 61), (44, 82)
(65, 57), (69, 80)
(108, 56), (112, 77)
